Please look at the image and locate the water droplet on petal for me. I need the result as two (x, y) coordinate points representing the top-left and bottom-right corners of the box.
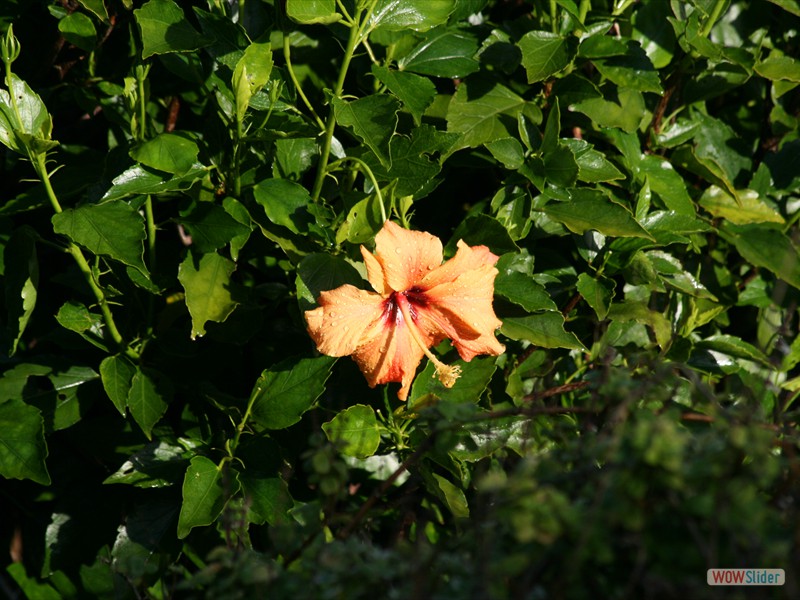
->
(344, 326), (350, 332)
(395, 247), (402, 254)
(329, 311), (336, 317)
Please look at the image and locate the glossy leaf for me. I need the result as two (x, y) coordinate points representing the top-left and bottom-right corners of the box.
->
(253, 178), (315, 235)
(4, 227), (38, 356)
(371, 65), (436, 126)
(408, 356), (497, 406)
(135, 0), (207, 59)
(178, 202), (251, 253)
(105, 440), (193, 488)
(370, 0), (455, 31)
(51, 200), (148, 275)
(501, 313), (586, 351)
(58, 12), (96, 52)
(399, 26), (480, 78)
(177, 456), (236, 539)
(178, 252), (238, 339)
(576, 273), (615, 320)
(127, 367), (171, 439)
(240, 474), (293, 525)
(543, 192), (652, 239)
(295, 253), (366, 313)
(518, 31), (574, 83)
(286, 0), (340, 24)
(249, 355), (335, 430)
(322, 404), (381, 458)
(720, 223), (800, 290)
(99, 355), (137, 416)
(129, 133), (199, 176)
(101, 163), (208, 201)
(699, 186), (784, 225)
(0, 399), (50, 485)
(447, 78), (535, 150)
(333, 95), (399, 166)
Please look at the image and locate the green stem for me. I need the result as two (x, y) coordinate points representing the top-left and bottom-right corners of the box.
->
(310, 0), (379, 202)
(550, 0), (558, 33)
(35, 154), (139, 361)
(700, 0), (727, 38)
(327, 156), (386, 221)
(228, 390), (258, 457)
(282, 33), (325, 131)
(311, 24), (361, 202)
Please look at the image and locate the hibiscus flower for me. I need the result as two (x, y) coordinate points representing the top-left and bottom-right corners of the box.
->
(305, 221), (505, 400)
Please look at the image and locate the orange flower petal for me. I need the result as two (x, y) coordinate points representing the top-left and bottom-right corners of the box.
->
(420, 239), (499, 290)
(305, 285), (386, 357)
(373, 221), (443, 293)
(419, 264), (505, 361)
(360, 246), (387, 296)
(351, 296), (441, 400)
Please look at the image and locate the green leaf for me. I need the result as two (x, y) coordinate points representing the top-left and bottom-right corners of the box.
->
(631, 0), (675, 68)
(446, 214), (519, 256)
(371, 65), (436, 126)
(253, 178), (314, 235)
(233, 42), (274, 119)
(55, 302), (100, 334)
(564, 139), (625, 183)
(607, 301), (671, 349)
(337, 192), (386, 245)
(572, 86), (645, 133)
(486, 137), (525, 170)
(719, 223), (800, 290)
(178, 202), (251, 253)
(518, 31), (574, 83)
(696, 334), (771, 368)
(369, 0), (455, 31)
(0, 74), (55, 154)
(639, 155), (694, 215)
(755, 54), (800, 82)
(543, 144), (579, 188)
(767, 0), (800, 16)
(446, 78), (535, 150)
(543, 191), (652, 239)
(333, 95), (399, 166)
(364, 125), (454, 197)
(501, 313), (586, 351)
(101, 163), (208, 201)
(51, 200), (147, 275)
(295, 253), (366, 313)
(273, 138), (319, 180)
(112, 498), (179, 586)
(177, 456), (235, 539)
(576, 273), (615, 320)
(58, 12), (97, 52)
(127, 367), (171, 439)
(134, 0), (207, 59)
(6, 563), (60, 600)
(431, 473), (469, 518)
(495, 253), (557, 312)
(692, 112), (751, 195)
(408, 356), (497, 406)
(192, 7), (249, 69)
(286, 0), (341, 24)
(699, 186), (784, 225)
(99, 355), (137, 416)
(592, 40), (663, 93)
(104, 439), (193, 488)
(178, 252), (238, 340)
(240, 474), (293, 525)
(249, 355), (336, 430)
(0, 399), (50, 485)
(129, 133), (199, 176)
(4, 227), (38, 356)
(76, 0), (108, 21)
(399, 26), (480, 78)
(322, 404), (381, 459)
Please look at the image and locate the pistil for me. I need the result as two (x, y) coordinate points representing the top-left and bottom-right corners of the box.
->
(396, 294), (461, 388)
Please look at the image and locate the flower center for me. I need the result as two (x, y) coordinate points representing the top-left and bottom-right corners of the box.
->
(392, 292), (461, 390)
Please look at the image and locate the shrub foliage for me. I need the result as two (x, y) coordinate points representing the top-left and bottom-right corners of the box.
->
(1, 0), (799, 598)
